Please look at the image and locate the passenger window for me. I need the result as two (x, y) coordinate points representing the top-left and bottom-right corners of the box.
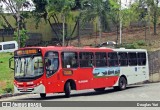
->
(61, 52), (78, 68)
(118, 52), (128, 66)
(45, 51), (59, 77)
(108, 52), (118, 66)
(95, 52), (107, 67)
(138, 53), (146, 65)
(3, 43), (15, 50)
(79, 52), (94, 67)
(0, 45), (2, 50)
(128, 53), (137, 66)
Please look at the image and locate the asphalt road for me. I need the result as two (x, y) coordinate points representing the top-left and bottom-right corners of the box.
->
(0, 82), (160, 101)
(1, 83), (160, 110)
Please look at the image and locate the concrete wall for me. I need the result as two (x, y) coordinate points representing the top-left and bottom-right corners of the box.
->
(0, 13), (79, 42)
(148, 50), (160, 82)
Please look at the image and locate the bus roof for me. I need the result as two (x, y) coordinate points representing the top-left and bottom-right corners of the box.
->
(113, 48), (147, 52)
(18, 46), (113, 52)
(20, 46), (147, 52)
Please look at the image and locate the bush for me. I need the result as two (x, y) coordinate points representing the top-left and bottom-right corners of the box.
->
(136, 40), (146, 46)
(14, 29), (29, 47)
(121, 43), (139, 49)
(3, 81), (13, 93)
(120, 40), (147, 49)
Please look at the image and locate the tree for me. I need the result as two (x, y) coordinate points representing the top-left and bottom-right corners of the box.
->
(46, 0), (75, 46)
(0, 0), (31, 47)
(144, 0), (159, 35)
(80, 0), (113, 44)
(14, 29), (29, 47)
(150, 0), (159, 35)
(32, 0), (76, 46)
(108, 0), (120, 44)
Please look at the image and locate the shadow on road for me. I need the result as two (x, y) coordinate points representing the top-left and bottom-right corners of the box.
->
(17, 85), (143, 101)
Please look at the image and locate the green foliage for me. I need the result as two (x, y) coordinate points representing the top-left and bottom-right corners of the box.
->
(121, 40), (146, 49)
(122, 2), (143, 27)
(32, 0), (48, 28)
(108, 0), (120, 26)
(122, 43), (139, 49)
(3, 80), (13, 93)
(136, 40), (146, 46)
(46, 0), (75, 17)
(81, 0), (118, 31)
(14, 29), (29, 47)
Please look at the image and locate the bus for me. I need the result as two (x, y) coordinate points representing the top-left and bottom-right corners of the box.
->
(9, 46), (149, 98)
(0, 41), (18, 53)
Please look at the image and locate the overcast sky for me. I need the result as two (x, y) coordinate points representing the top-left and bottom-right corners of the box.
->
(121, 0), (136, 8)
(0, 0), (138, 13)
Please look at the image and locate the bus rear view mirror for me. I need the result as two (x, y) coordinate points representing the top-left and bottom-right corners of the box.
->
(9, 57), (14, 70)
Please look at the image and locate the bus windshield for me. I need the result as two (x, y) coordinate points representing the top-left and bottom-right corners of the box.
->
(14, 56), (43, 78)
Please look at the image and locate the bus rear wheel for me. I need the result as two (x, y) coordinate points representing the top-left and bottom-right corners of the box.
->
(64, 82), (71, 98)
(94, 87), (105, 92)
(40, 93), (46, 98)
(114, 77), (127, 91)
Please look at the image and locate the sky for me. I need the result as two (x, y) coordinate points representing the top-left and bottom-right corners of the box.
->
(0, 0), (137, 13)
(0, 0), (35, 13)
(121, 0), (136, 8)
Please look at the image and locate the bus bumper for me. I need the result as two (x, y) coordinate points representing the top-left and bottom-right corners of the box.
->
(14, 84), (45, 94)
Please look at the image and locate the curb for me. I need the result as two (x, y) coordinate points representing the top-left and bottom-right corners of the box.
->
(0, 93), (27, 99)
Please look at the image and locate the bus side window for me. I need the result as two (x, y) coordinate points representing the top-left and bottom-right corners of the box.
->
(3, 43), (15, 50)
(128, 53), (137, 66)
(108, 52), (118, 67)
(45, 51), (59, 77)
(95, 52), (107, 67)
(61, 52), (78, 68)
(118, 52), (128, 66)
(79, 52), (94, 67)
(138, 52), (146, 65)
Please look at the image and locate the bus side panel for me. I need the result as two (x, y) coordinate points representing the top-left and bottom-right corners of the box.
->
(91, 67), (120, 88)
(119, 66), (149, 85)
(120, 67), (137, 84)
(91, 76), (119, 89)
(45, 71), (65, 93)
(73, 68), (92, 90)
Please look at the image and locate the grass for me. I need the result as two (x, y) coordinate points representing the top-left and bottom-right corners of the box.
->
(0, 53), (14, 94)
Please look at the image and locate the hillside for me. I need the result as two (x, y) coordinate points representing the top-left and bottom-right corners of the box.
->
(70, 25), (160, 51)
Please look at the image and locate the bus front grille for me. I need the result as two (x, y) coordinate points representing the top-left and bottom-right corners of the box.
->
(18, 88), (34, 92)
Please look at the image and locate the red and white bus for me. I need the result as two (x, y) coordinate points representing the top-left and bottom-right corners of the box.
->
(9, 46), (149, 98)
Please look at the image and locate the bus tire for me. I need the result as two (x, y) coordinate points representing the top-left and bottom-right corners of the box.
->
(40, 93), (46, 98)
(64, 82), (71, 98)
(113, 86), (119, 91)
(94, 87), (105, 92)
(114, 77), (127, 91)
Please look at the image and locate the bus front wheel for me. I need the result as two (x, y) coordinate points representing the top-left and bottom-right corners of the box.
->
(40, 93), (46, 98)
(64, 82), (71, 98)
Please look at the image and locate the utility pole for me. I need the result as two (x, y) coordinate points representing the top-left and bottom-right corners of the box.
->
(16, 12), (20, 48)
(98, 16), (102, 44)
(119, 0), (122, 45)
(147, 5), (151, 41)
(77, 17), (80, 47)
(62, 14), (65, 46)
